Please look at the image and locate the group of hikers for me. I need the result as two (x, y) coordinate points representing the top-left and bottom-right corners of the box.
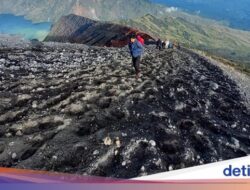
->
(128, 33), (180, 79)
(156, 38), (178, 50)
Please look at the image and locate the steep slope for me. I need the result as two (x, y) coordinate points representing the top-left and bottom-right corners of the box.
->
(0, 0), (166, 23)
(118, 14), (250, 70)
(0, 39), (249, 178)
(44, 14), (155, 47)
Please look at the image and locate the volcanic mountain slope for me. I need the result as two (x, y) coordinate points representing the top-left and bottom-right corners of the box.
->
(118, 14), (250, 71)
(0, 39), (250, 178)
(44, 14), (154, 47)
(0, 0), (166, 23)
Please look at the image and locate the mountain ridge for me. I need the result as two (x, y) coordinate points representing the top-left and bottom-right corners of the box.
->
(44, 14), (155, 47)
(118, 14), (250, 70)
(0, 0), (166, 23)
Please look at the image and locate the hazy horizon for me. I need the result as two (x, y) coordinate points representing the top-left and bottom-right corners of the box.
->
(151, 0), (250, 30)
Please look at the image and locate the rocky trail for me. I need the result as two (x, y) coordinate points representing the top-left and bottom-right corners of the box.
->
(0, 41), (249, 178)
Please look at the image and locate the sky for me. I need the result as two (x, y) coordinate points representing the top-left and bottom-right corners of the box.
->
(151, 0), (250, 30)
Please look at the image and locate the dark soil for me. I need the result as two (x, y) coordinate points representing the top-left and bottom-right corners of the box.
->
(0, 42), (249, 178)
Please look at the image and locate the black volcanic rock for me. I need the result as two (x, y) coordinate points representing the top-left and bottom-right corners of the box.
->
(44, 14), (155, 47)
(0, 40), (249, 178)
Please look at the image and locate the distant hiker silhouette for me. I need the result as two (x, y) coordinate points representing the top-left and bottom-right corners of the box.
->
(156, 38), (162, 50)
(174, 41), (181, 49)
(168, 41), (173, 49)
(165, 40), (170, 49)
(128, 33), (144, 79)
(162, 40), (166, 49)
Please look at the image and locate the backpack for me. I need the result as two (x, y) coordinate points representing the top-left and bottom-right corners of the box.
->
(137, 36), (145, 45)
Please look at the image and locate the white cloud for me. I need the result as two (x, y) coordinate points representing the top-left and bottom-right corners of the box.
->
(165, 7), (178, 13)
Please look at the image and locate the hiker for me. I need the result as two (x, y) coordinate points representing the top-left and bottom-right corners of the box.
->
(156, 38), (162, 50)
(162, 40), (166, 49)
(174, 41), (181, 49)
(128, 33), (144, 79)
(165, 40), (170, 49)
(168, 41), (173, 49)
(137, 35), (145, 46)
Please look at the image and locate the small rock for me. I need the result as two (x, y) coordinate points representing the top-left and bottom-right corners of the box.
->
(122, 161), (126, 166)
(155, 159), (162, 166)
(12, 153), (17, 160)
(5, 133), (12, 138)
(149, 140), (156, 147)
(122, 133), (127, 137)
(175, 102), (186, 111)
(16, 130), (23, 136)
(103, 137), (112, 146)
(151, 111), (167, 118)
(211, 82), (219, 90)
(197, 131), (203, 135)
(231, 123), (237, 129)
(68, 103), (84, 114)
(114, 150), (119, 156)
(17, 94), (32, 101)
(9, 142), (15, 147)
(93, 150), (99, 155)
(141, 166), (146, 172)
(52, 156), (58, 160)
(232, 138), (240, 149)
(32, 101), (38, 108)
(0, 58), (5, 63)
(33, 134), (44, 142)
(36, 87), (44, 92)
(169, 165), (174, 171)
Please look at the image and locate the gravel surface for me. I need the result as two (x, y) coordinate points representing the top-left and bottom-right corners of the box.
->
(0, 39), (249, 178)
(185, 48), (250, 110)
(209, 58), (250, 110)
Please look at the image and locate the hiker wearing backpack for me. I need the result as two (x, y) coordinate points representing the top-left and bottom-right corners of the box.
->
(137, 35), (145, 46)
(128, 33), (144, 79)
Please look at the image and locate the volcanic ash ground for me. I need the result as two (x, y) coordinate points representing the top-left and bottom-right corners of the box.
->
(0, 41), (249, 178)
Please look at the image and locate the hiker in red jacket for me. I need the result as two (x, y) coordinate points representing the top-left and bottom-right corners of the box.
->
(137, 35), (145, 46)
